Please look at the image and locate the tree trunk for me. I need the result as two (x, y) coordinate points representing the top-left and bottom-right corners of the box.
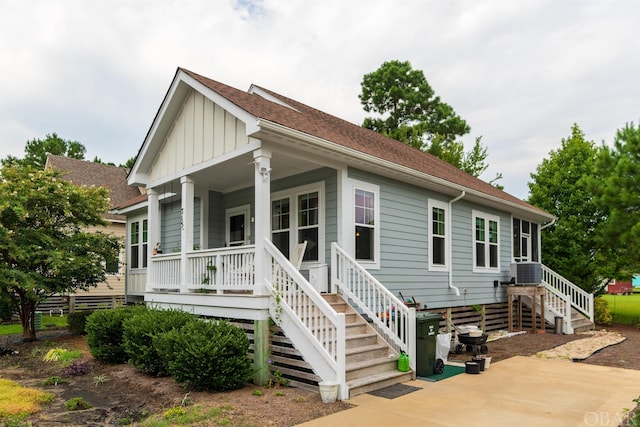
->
(19, 301), (37, 342)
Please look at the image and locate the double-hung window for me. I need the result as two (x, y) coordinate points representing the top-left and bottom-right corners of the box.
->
(129, 219), (148, 269)
(473, 211), (499, 272)
(271, 183), (324, 264)
(428, 199), (448, 270)
(351, 181), (380, 268)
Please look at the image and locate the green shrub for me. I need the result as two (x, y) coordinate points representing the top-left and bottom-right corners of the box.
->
(594, 296), (613, 325)
(85, 306), (146, 363)
(67, 310), (94, 335)
(155, 319), (252, 391)
(64, 397), (93, 411)
(0, 294), (12, 322)
(123, 309), (194, 376)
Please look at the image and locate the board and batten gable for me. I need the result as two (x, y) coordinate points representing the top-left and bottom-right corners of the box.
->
(347, 167), (515, 309)
(149, 89), (251, 181)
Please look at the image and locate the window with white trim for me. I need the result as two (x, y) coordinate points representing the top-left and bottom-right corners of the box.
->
(473, 211), (499, 271)
(428, 199), (448, 270)
(129, 219), (148, 269)
(271, 183), (324, 264)
(271, 198), (290, 258)
(512, 218), (539, 263)
(351, 181), (380, 266)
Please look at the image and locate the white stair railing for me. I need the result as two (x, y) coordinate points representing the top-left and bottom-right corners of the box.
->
(263, 239), (347, 399)
(541, 264), (594, 322)
(331, 243), (416, 372)
(542, 285), (574, 334)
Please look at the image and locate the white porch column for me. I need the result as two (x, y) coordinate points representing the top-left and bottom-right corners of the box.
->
(253, 148), (271, 296)
(146, 188), (160, 292)
(180, 176), (195, 293)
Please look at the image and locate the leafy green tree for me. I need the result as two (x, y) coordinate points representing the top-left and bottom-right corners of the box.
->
(528, 124), (603, 292)
(360, 60), (470, 148)
(120, 156), (136, 170)
(360, 60), (495, 179)
(590, 122), (640, 281)
(1, 133), (86, 169)
(0, 165), (121, 341)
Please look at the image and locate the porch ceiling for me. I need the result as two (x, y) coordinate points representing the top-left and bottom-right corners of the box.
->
(165, 150), (322, 195)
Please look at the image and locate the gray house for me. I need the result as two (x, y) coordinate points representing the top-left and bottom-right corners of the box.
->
(117, 68), (593, 399)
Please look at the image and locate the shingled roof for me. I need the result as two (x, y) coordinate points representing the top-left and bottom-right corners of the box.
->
(180, 68), (548, 217)
(45, 155), (142, 221)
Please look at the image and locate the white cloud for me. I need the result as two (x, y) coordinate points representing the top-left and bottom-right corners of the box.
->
(1, 0), (639, 199)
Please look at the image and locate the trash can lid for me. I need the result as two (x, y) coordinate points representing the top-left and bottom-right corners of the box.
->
(415, 312), (442, 320)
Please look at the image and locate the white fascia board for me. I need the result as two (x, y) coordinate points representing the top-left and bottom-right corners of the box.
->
(248, 85), (300, 111)
(257, 119), (554, 222)
(112, 201), (148, 215)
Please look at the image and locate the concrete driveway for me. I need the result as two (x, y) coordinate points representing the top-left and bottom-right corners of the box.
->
(299, 356), (640, 426)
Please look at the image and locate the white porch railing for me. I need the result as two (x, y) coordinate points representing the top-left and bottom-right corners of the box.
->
(541, 264), (594, 322)
(331, 243), (416, 372)
(151, 253), (181, 291)
(263, 239), (347, 399)
(150, 246), (256, 293)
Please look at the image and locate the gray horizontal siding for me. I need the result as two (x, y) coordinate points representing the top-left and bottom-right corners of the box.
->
(348, 167), (515, 309)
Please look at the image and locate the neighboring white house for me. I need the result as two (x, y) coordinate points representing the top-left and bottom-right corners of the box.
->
(115, 68), (593, 399)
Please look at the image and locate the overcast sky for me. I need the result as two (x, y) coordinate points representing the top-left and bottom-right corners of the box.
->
(1, 0), (638, 199)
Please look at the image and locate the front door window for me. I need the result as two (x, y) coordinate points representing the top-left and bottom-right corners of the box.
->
(226, 205), (250, 247)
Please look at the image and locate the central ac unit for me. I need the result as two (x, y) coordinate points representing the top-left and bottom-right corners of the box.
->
(510, 262), (542, 285)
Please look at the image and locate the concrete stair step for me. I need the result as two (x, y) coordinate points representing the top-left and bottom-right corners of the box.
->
(345, 332), (379, 348)
(345, 343), (391, 363)
(346, 357), (397, 381)
(347, 370), (414, 398)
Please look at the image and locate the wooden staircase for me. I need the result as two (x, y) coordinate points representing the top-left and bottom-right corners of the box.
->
(322, 293), (413, 398)
(571, 308), (595, 333)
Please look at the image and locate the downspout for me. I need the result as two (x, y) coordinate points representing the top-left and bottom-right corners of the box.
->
(448, 191), (466, 296)
(540, 217), (556, 230)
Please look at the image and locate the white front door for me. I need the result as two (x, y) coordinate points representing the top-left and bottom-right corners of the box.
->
(226, 205), (250, 246)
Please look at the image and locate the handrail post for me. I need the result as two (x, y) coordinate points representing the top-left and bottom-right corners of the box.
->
(336, 313), (347, 400)
(408, 308), (416, 373)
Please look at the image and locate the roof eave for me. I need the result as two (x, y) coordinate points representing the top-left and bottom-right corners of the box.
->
(256, 119), (554, 222)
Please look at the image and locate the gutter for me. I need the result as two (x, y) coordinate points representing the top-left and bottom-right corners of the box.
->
(540, 217), (557, 230)
(448, 191), (466, 296)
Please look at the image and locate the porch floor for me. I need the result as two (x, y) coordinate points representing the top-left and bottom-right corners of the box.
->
(298, 356), (640, 426)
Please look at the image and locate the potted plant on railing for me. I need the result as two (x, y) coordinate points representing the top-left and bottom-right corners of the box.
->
(152, 242), (162, 255)
(197, 262), (217, 293)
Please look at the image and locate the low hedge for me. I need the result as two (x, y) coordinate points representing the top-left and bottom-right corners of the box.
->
(155, 319), (252, 391)
(85, 306), (147, 363)
(67, 310), (94, 335)
(123, 309), (195, 376)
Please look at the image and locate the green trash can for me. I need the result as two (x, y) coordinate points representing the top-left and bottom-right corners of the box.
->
(416, 312), (442, 377)
(34, 311), (43, 331)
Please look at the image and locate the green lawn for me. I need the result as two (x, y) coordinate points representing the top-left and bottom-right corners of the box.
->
(601, 293), (640, 324)
(0, 315), (67, 335)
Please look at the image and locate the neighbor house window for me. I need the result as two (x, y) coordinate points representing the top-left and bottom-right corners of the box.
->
(129, 219), (148, 269)
(271, 183), (324, 264)
(513, 218), (539, 263)
(473, 211), (499, 271)
(428, 199), (448, 270)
